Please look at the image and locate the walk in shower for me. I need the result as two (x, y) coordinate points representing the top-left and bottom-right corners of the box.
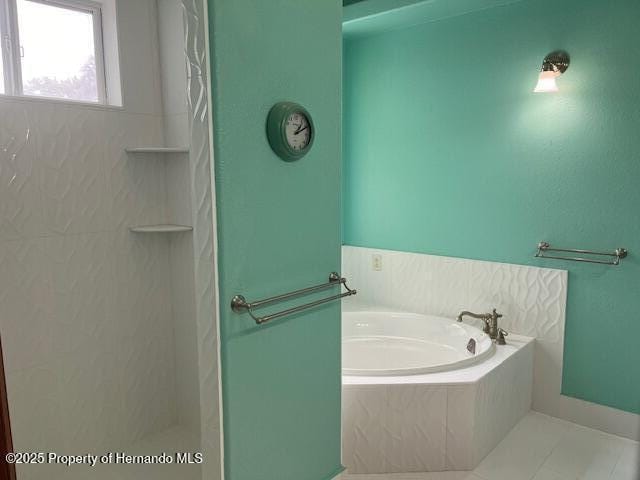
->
(0, 1), (220, 479)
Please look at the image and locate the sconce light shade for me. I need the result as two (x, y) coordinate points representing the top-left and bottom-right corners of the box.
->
(534, 70), (559, 93)
(533, 50), (570, 93)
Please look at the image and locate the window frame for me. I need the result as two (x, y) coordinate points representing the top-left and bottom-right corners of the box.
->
(0, 0), (108, 104)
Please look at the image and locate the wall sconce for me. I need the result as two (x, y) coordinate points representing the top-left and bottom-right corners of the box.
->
(533, 50), (570, 93)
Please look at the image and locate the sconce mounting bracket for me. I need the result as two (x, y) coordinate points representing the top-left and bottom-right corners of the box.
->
(543, 50), (570, 74)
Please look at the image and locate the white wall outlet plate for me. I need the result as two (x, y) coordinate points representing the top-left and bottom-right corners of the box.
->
(372, 254), (383, 271)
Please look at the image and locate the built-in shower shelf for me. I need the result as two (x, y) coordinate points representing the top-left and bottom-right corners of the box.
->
(129, 224), (193, 233)
(125, 147), (189, 154)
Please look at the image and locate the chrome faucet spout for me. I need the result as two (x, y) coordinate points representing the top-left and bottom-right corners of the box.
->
(457, 311), (490, 323)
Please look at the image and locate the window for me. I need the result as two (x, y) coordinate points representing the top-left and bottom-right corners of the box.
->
(0, 0), (111, 104)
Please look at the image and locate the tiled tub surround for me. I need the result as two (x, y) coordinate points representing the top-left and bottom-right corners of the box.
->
(342, 246), (639, 441)
(342, 329), (534, 473)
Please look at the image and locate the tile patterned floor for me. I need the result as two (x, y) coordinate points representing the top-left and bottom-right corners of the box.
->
(339, 412), (639, 480)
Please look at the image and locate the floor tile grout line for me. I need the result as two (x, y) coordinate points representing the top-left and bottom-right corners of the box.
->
(528, 426), (570, 480)
(604, 444), (627, 480)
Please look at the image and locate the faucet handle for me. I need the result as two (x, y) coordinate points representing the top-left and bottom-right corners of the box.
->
(492, 309), (503, 319)
(496, 328), (508, 345)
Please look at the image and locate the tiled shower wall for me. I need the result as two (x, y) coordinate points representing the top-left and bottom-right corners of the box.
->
(158, 0), (222, 474)
(182, 0), (223, 476)
(158, 0), (201, 436)
(0, 0), (178, 459)
(158, 1), (224, 475)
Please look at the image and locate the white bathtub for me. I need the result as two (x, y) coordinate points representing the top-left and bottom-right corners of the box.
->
(342, 310), (495, 376)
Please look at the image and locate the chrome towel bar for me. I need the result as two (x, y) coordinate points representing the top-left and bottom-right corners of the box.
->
(535, 241), (628, 266)
(231, 272), (357, 325)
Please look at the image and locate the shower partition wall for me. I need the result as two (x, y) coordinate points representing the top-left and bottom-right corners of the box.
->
(0, 1), (220, 479)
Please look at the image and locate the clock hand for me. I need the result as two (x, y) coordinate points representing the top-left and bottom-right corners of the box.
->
(294, 125), (309, 135)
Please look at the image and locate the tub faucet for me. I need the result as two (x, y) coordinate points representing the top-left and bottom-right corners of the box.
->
(457, 309), (503, 342)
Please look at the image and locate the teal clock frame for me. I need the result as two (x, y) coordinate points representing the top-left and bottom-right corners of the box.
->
(266, 102), (315, 161)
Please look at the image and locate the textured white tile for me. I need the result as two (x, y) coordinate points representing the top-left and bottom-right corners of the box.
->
(445, 386), (476, 470)
(117, 0), (163, 115)
(344, 339), (534, 473)
(342, 246), (394, 308)
(53, 345), (126, 452)
(117, 327), (177, 442)
(103, 112), (167, 230)
(466, 261), (566, 344)
(343, 385), (389, 473)
(169, 236), (201, 432)
(0, 238), (53, 373)
(158, 0), (188, 116)
(386, 385), (447, 472)
(473, 342), (533, 464)
(343, 385), (449, 474)
(201, 434), (223, 480)
(183, 1), (223, 475)
(391, 252), (471, 319)
(5, 365), (67, 453)
(108, 229), (171, 319)
(31, 103), (110, 235)
(165, 153), (193, 225)
(542, 423), (628, 480)
(164, 112), (190, 146)
(46, 233), (114, 357)
(0, 100), (44, 241)
(474, 412), (569, 480)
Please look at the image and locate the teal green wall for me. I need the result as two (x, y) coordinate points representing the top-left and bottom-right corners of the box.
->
(208, 1), (343, 479)
(344, 0), (640, 413)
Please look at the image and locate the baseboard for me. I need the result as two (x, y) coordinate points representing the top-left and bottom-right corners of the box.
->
(534, 395), (640, 441)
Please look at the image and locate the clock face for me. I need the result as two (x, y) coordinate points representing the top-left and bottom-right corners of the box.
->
(285, 111), (312, 152)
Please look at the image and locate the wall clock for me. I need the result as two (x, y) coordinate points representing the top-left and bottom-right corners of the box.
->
(267, 102), (314, 161)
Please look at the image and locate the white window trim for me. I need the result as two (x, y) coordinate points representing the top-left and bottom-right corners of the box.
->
(0, 0), (109, 104)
